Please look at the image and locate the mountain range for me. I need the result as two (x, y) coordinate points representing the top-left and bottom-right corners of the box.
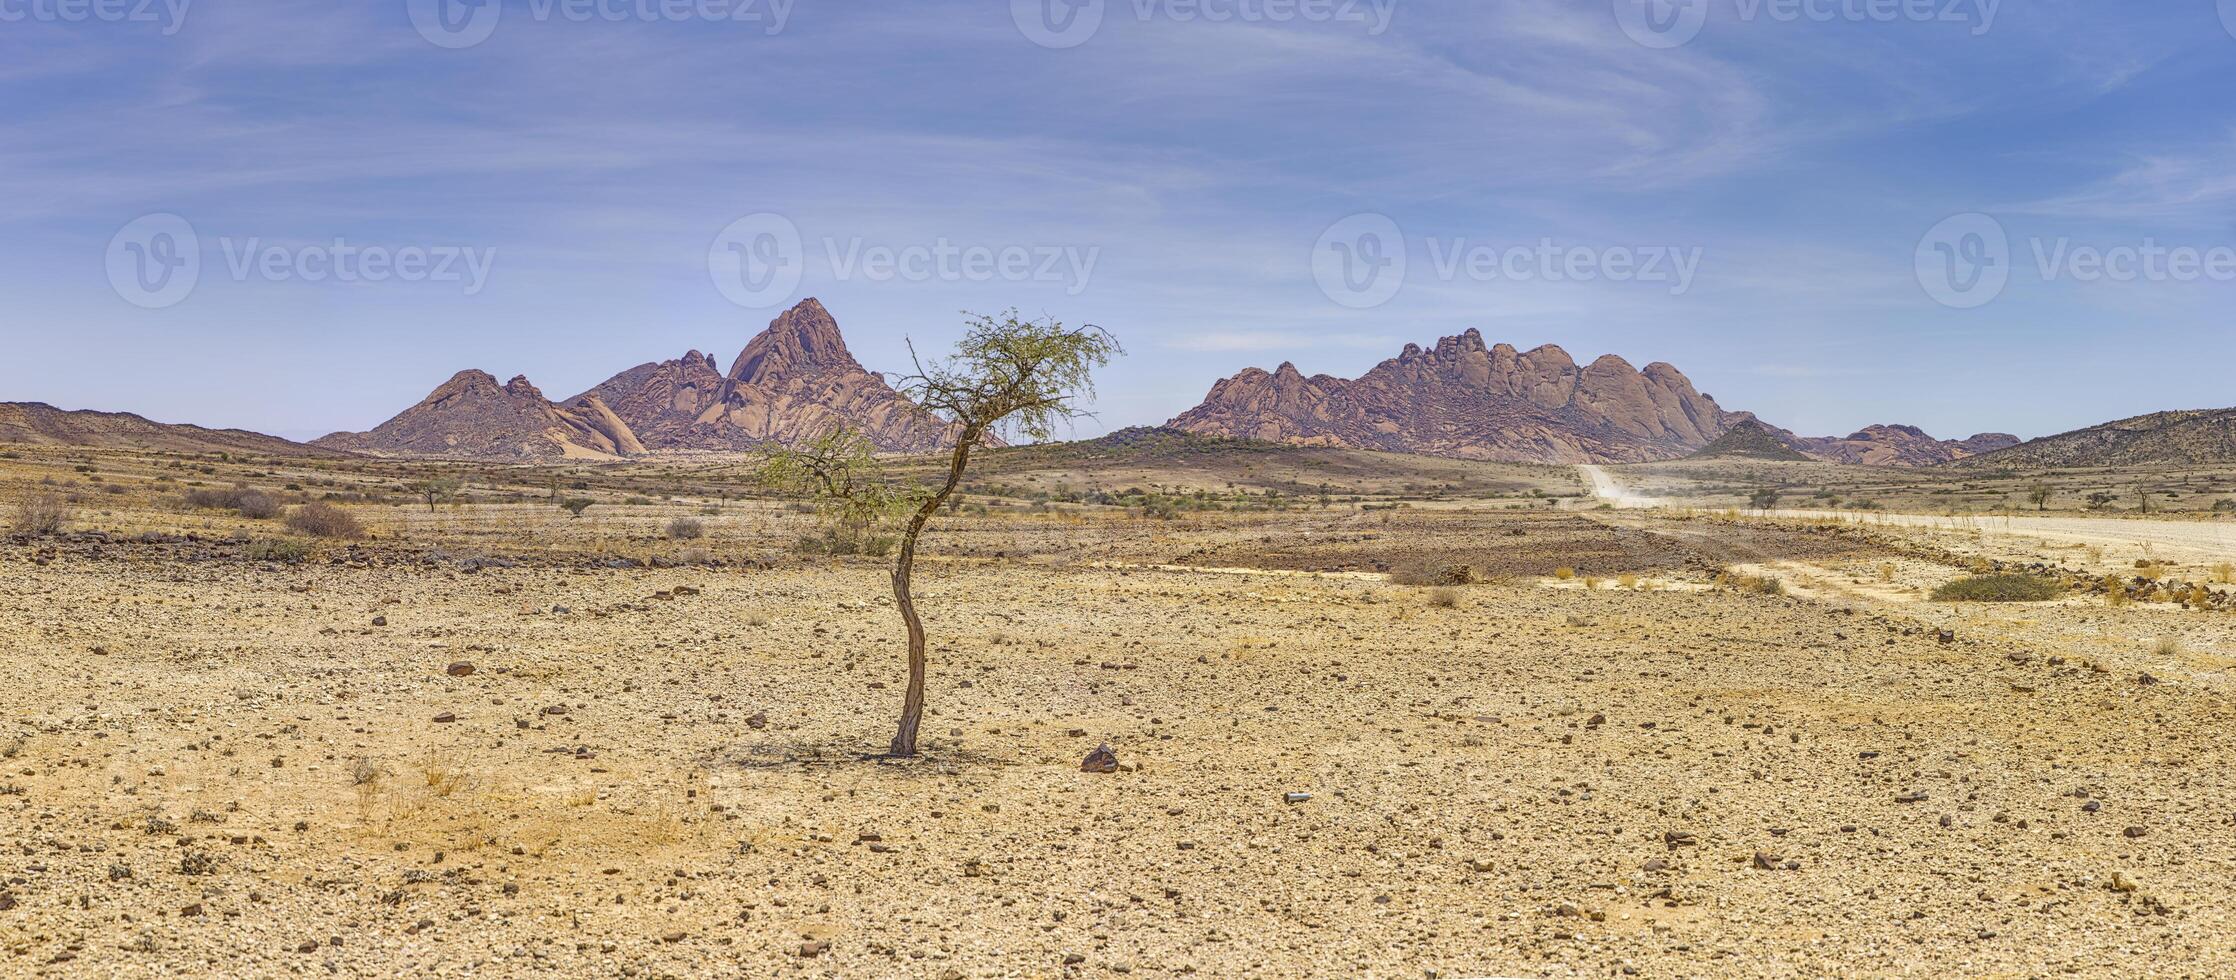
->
(2, 300), (2227, 469)
(1689, 418), (2020, 467)
(312, 299), (969, 460)
(1165, 330), (1740, 464)
(1163, 331), (2020, 466)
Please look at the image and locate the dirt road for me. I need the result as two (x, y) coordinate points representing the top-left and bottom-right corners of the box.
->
(1577, 465), (2236, 562)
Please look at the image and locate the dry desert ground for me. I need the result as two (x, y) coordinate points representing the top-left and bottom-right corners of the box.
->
(3, 448), (2236, 977)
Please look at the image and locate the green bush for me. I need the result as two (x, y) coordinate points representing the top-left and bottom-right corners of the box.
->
(1931, 574), (2060, 603)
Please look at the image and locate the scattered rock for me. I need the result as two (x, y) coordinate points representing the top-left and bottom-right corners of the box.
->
(1080, 743), (1119, 774)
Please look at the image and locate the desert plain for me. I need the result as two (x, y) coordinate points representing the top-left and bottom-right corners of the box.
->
(3, 443), (2236, 978)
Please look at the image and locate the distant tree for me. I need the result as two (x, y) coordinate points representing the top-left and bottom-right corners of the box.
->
(1748, 488), (1782, 512)
(2027, 483), (2053, 512)
(559, 498), (595, 519)
(409, 476), (464, 513)
(760, 310), (1118, 757)
(2135, 486), (2152, 515)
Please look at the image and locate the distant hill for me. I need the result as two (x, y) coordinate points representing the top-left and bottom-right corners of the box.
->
(1954, 409), (2236, 468)
(1167, 330), (1743, 464)
(1689, 418), (1812, 461)
(314, 371), (644, 461)
(1801, 425), (2019, 467)
(0, 402), (333, 457)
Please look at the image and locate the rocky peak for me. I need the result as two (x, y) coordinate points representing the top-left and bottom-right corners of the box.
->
(728, 297), (855, 386)
(1168, 330), (1742, 463)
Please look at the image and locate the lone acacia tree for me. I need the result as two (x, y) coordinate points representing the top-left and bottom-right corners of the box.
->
(760, 311), (1118, 757)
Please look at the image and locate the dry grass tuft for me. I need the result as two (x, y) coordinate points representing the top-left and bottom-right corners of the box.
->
(286, 502), (366, 539)
(10, 493), (71, 535)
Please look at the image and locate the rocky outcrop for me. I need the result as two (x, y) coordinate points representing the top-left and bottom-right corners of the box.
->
(1166, 330), (1742, 463)
(573, 298), (979, 453)
(314, 371), (644, 461)
(321, 299), (978, 461)
(1689, 417), (1813, 461)
(0, 402), (335, 457)
(1798, 425), (2020, 467)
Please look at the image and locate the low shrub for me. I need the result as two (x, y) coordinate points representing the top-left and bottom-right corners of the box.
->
(1717, 570), (1785, 595)
(183, 485), (282, 519)
(666, 516), (706, 540)
(246, 538), (311, 563)
(10, 493), (70, 535)
(1931, 574), (2060, 603)
(1389, 558), (1478, 587)
(285, 502), (366, 539)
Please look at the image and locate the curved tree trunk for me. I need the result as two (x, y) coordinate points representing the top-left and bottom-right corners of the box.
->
(888, 426), (981, 757)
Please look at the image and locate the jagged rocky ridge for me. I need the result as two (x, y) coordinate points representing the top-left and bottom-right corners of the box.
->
(315, 299), (972, 460)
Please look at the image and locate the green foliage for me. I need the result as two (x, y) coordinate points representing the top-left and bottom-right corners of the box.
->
(1932, 574), (2061, 603)
(755, 426), (920, 535)
(407, 476), (464, 512)
(898, 310), (1121, 444)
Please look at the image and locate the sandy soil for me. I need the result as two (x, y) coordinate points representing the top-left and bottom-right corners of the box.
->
(2, 457), (2234, 977)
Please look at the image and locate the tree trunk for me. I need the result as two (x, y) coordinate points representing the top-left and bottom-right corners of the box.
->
(888, 426), (981, 757)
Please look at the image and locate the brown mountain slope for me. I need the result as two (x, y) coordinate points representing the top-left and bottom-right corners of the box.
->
(1798, 425), (2020, 467)
(1952, 409), (2236, 468)
(314, 371), (643, 461)
(574, 298), (977, 453)
(0, 402), (333, 457)
(1166, 330), (1742, 464)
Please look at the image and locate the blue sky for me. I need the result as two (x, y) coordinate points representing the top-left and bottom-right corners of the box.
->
(2, 0), (2233, 443)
